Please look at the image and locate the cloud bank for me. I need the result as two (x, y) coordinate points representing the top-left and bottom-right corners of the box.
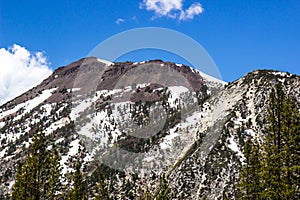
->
(0, 44), (52, 105)
(140, 0), (204, 20)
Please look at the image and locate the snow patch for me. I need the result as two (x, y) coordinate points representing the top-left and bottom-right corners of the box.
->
(0, 147), (8, 158)
(244, 129), (257, 137)
(45, 117), (70, 135)
(160, 132), (180, 150)
(69, 139), (80, 155)
(97, 58), (114, 66)
(41, 104), (53, 116)
(67, 88), (81, 93)
(0, 88), (56, 121)
(9, 181), (15, 190)
(60, 139), (80, 175)
(167, 86), (191, 107)
(55, 138), (65, 144)
(70, 99), (93, 121)
(0, 121), (5, 128)
(133, 61), (146, 65)
(228, 135), (244, 163)
(21, 88), (56, 113)
(200, 72), (226, 85)
(272, 71), (290, 77)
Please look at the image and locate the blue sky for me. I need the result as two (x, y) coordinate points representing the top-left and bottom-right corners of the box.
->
(1, 0), (300, 82)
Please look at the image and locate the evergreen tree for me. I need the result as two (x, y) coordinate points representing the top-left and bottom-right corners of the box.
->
(12, 132), (62, 200)
(238, 139), (261, 199)
(67, 162), (88, 200)
(261, 84), (285, 199)
(46, 148), (62, 200)
(12, 161), (32, 200)
(156, 173), (170, 200)
(261, 84), (300, 199)
(280, 97), (300, 199)
(95, 173), (110, 200)
(143, 188), (152, 200)
(222, 191), (230, 200)
(238, 83), (300, 199)
(138, 187), (152, 200)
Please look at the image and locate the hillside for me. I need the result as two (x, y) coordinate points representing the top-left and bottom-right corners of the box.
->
(0, 58), (299, 199)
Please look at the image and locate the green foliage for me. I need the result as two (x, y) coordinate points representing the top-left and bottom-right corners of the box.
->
(156, 173), (170, 200)
(12, 132), (62, 200)
(238, 83), (300, 200)
(66, 163), (88, 200)
(95, 173), (110, 200)
(238, 140), (261, 199)
(47, 149), (63, 199)
(138, 187), (152, 200)
(261, 84), (300, 199)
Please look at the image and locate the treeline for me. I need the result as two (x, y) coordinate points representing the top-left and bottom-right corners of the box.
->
(238, 84), (300, 199)
(11, 132), (172, 200)
(11, 131), (90, 200)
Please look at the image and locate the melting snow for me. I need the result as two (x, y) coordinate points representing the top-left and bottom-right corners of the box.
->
(60, 139), (80, 175)
(45, 117), (70, 135)
(228, 135), (244, 163)
(160, 132), (180, 150)
(67, 88), (81, 93)
(167, 86), (190, 107)
(97, 58), (114, 66)
(244, 129), (257, 137)
(41, 104), (53, 116)
(200, 72), (226, 85)
(0, 88), (57, 121)
(70, 99), (93, 121)
(272, 71), (291, 77)
(0, 147), (8, 158)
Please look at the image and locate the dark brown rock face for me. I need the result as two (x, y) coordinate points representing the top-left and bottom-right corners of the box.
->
(1, 58), (206, 110)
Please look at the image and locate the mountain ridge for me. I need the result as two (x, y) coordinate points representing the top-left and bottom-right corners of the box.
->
(0, 58), (299, 199)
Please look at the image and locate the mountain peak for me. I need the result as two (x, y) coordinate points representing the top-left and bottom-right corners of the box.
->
(1, 58), (299, 199)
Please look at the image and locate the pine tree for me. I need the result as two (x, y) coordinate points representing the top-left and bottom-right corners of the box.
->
(46, 148), (62, 200)
(12, 132), (62, 200)
(238, 83), (300, 199)
(143, 188), (152, 200)
(67, 162), (88, 200)
(222, 191), (230, 200)
(280, 97), (300, 199)
(261, 84), (300, 199)
(138, 187), (152, 200)
(238, 139), (261, 199)
(95, 173), (110, 200)
(156, 173), (170, 200)
(12, 161), (32, 200)
(261, 84), (285, 199)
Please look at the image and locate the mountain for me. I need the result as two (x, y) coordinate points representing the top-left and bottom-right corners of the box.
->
(0, 58), (299, 199)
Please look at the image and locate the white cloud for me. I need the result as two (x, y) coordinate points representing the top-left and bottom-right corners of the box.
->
(116, 18), (125, 24)
(180, 2), (204, 20)
(140, 0), (183, 18)
(0, 44), (52, 105)
(140, 0), (203, 20)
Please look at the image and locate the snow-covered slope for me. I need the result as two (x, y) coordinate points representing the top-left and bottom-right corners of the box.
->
(0, 57), (299, 199)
